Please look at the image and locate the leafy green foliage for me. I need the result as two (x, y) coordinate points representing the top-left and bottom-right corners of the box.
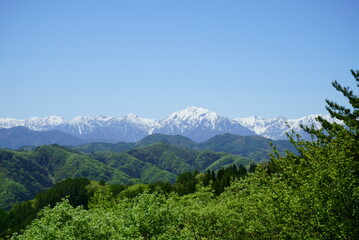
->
(0, 177), (94, 239)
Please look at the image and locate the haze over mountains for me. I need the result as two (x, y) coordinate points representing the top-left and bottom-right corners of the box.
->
(0, 106), (336, 147)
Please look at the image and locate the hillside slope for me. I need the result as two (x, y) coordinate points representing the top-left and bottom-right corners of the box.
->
(0, 143), (253, 209)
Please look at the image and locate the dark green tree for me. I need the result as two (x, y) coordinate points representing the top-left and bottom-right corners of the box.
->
(35, 177), (92, 210)
(174, 172), (197, 196)
(248, 163), (257, 173)
(0, 201), (37, 238)
(148, 181), (172, 194)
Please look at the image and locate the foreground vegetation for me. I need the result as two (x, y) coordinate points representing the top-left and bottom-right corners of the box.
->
(1, 70), (358, 239)
(0, 164), (255, 239)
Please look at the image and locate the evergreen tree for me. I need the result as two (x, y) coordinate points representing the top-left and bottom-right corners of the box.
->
(248, 163), (257, 173)
(174, 172), (197, 196)
(303, 70), (359, 140)
(302, 70), (359, 175)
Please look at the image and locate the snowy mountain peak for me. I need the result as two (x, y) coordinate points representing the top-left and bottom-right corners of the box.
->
(152, 107), (255, 141)
(184, 106), (211, 114)
(123, 113), (156, 128)
(124, 113), (139, 120)
(236, 114), (339, 140)
(27, 116), (66, 125)
(71, 115), (114, 123)
(168, 106), (222, 122)
(169, 106), (212, 118)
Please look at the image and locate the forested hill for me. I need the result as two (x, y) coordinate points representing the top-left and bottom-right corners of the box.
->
(73, 133), (296, 161)
(0, 142), (255, 210)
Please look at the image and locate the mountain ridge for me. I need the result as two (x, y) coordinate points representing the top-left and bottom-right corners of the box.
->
(236, 114), (340, 140)
(0, 106), (336, 142)
(0, 127), (89, 149)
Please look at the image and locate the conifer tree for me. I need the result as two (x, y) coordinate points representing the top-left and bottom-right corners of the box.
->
(302, 69), (359, 176)
(267, 69), (359, 238)
(303, 70), (359, 141)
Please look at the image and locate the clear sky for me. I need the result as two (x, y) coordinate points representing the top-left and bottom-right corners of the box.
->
(1, 0), (358, 120)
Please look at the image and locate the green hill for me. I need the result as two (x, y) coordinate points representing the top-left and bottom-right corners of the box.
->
(72, 134), (199, 153)
(136, 134), (199, 150)
(200, 133), (296, 162)
(0, 142), (253, 210)
(72, 141), (135, 153)
(73, 133), (295, 162)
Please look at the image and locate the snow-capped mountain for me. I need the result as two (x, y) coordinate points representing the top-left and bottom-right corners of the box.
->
(153, 106), (256, 142)
(0, 114), (156, 142)
(0, 107), (337, 143)
(0, 116), (66, 131)
(55, 114), (157, 142)
(236, 114), (339, 140)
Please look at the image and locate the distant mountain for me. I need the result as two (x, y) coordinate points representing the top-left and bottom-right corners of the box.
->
(0, 116), (66, 131)
(0, 107), (255, 142)
(52, 114), (156, 143)
(0, 114), (156, 143)
(236, 114), (339, 140)
(0, 127), (88, 149)
(0, 107), (336, 142)
(152, 107), (256, 142)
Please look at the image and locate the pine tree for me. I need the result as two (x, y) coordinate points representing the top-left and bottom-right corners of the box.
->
(248, 163), (257, 173)
(302, 70), (359, 176)
(303, 70), (359, 141)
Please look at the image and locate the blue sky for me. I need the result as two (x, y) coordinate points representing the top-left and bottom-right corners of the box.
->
(1, 0), (358, 120)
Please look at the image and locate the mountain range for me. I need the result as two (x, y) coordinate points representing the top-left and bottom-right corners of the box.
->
(0, 106), (337, 146)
